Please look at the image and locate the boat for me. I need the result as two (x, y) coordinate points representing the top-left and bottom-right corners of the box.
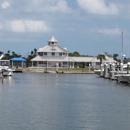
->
(114, 73), (128, 83)
(44, 70), (56, 73)
(0, 66), (13, 77)
(94, 69), (102, 76)
(0, 54), (13, 77)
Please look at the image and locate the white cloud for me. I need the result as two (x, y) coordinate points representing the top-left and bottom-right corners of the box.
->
(96, 28), (121, 35)
(0, 23), (3, 30)
(77, 0), (119, 15)
(0, 20), (50, 33)
(26, 0), (71, 13)
(1, 1), (10, 9)
(10, 20), (50, 33)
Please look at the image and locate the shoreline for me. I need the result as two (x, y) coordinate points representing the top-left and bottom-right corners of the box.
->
(22, 67), (95, 74)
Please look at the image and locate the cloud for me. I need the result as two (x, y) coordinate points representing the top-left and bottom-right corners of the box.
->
(1, 1), (10, 9)
(0, 23), (3, 30)
(96, 28), (121, 35)
(0, 20), (50, 33)
(77, 0), (119, 15)
(25, 0), (71, 13)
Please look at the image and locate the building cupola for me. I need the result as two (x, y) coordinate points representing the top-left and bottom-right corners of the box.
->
(48, 36), (58, 45)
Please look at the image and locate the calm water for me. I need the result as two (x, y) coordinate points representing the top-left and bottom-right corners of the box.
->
(0, 73), (130, 130)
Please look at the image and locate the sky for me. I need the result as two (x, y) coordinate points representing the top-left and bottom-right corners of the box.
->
(0, 0), (130, 58)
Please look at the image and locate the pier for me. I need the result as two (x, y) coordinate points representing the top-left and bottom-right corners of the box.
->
(94, 63), (130, 84)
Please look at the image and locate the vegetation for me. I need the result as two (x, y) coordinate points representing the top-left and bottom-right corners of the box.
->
(0, 49), (127, 67)
(97, 54), (106, 65)
(113, 53), (120, 62)
(0, 48), (37, 67)
(69, 51), (80, 57)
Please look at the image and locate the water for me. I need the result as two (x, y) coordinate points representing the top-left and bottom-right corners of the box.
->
(0, 73), (130, 130)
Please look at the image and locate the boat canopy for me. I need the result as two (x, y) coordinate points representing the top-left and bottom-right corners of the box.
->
(10, 57), (26, 62)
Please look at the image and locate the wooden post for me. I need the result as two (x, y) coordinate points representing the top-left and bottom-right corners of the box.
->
(100, 64), (104, 77)
(111, 63), (115, 80)
(120, 63), (123, 71)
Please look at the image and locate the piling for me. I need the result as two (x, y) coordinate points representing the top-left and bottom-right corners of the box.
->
(111, 63), (115, 80)
(120, 63), (123, 72)
(100, 64), (104, 77)
(104, 63), (109, 78)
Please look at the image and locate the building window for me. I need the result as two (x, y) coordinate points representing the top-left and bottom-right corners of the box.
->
(52, 52), (55, 56)
(38, 52), (43, 56)
(39, 61), (43, 64)
(96, 62), (100, 65)
(43, 61), (47, 64)
(44, 52), (47, 55)
(63, 62), (67, 65)
(59, 53), (62, 56)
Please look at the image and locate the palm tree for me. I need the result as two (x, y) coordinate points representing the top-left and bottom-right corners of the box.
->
(7, 50), (10, 55)
(31, 51), (34, 56)
(34, 48), (37, 55)
(113, 54), (119, 61)
(97, 54), (106, 65)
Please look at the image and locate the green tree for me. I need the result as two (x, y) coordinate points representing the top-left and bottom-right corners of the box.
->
(97, 54), (106, 65)
(113, 54), (118, 61)
(69, 51), (80, 57)
(34, 48), (37, 55)
(73, 51), (80, 56)
(7, 50), (10, 55)
(31, 51), (34, 55)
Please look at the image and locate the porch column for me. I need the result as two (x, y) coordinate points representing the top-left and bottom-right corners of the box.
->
(72, 62), (74, 68)
(37, 61), (39, 67)
(77, 62), (79, 68)
(22, 61), (23, 68)
(32, 61), (33, 67)
(70, 62), (71, 68)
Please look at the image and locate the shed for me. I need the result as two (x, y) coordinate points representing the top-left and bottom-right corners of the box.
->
(10, 57), (26, 68)
(10, 57), (26, 62)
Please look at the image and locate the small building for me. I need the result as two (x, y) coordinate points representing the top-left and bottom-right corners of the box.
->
(31, 36), (116, 68)
(10, 57), (26, 68)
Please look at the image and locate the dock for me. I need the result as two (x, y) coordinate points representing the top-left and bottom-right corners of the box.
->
(13, 68), (23, 73)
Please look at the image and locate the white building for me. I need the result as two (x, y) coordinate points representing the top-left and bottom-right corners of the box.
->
(31, 36), (116, 68)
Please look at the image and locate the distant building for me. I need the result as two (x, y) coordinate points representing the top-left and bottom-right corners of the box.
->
(31, 36), (116, 68)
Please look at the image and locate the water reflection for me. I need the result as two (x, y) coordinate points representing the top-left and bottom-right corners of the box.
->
(0, 73), (130, 130)
(0, 76), (14, 85)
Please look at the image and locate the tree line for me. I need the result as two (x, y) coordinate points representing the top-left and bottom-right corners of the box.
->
(0, 49), (126, 67)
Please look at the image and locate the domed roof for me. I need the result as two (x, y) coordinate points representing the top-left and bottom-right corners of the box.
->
(48, 36), (58, 42)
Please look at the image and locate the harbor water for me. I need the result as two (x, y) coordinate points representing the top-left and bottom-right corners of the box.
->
(0, 73), (130, 130)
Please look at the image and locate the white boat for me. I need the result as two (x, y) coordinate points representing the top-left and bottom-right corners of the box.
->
(0, 54), (13, 77)
(44, 70), (56, 73)
(114, 74), (128, 83)
(94, 69), (101, 76)
(0, 66), (13, 77)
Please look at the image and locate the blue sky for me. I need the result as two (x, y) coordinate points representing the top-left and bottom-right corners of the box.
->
(0, 0), (130, 58)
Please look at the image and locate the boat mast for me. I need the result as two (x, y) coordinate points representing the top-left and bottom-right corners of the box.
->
(121, 31), (123, 63)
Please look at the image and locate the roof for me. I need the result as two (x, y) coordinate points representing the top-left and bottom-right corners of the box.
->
(31, 56), (73, 62)
(48, 36), (58, 43)
(10, 57), (26, 62)
(37, 45), (69, 53)
(31, 55), (116, 63)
